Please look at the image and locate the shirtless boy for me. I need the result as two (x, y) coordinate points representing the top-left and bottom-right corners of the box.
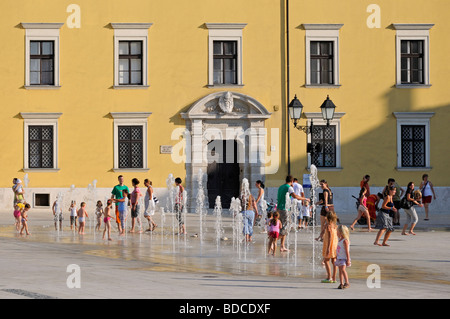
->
(77, 202), (89, 235)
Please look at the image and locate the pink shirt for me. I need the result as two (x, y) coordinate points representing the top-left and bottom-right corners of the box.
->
(360, 196), (367, 208)
(268, 219), (280, 233)
(131, 187), (141, 204)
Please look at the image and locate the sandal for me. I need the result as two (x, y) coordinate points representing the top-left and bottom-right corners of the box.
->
(321, 279), (335, 283)
(343, 283), (350, 289)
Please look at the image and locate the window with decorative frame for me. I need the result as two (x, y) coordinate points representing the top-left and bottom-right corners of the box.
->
(21, 23), (63, 89)
(394, 112), (434, 170)
(305, 112), (345, 170)
(111, 112), (152, 171)
(303, 24), (343, 87)
(393, 23), (433, 88)
(111, 23), (152, 89)
(21, 112), (62, 172)
(205, 23), (246, 87)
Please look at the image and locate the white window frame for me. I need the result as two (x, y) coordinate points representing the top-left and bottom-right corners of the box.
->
(303, 24), (343, 87)
(304, 112), (345, 170)
(21, 23), (63, 89)
(21, 112), (62, 171)
(111, 23), (152, 89)
(205, 23), (247, 88)
(393, 112), (434, 170)
(393, 24), (434, 88)
(110, 112), (152, 171)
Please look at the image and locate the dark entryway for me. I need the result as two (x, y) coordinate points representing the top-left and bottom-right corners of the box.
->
(207, 140), (240, 209)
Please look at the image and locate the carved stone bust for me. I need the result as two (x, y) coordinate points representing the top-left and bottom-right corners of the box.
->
(218, 91), (234, 113)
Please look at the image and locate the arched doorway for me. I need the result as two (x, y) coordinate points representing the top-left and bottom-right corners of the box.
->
(181, 91), (272, 211)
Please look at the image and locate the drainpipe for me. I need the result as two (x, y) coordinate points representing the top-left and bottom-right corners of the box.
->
(286, 0), (291, 175)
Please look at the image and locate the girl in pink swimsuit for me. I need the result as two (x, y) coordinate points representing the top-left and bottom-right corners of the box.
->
(102, 200), (115, 241)
(267, 211), (282, 256)
(13, 203), (23, 231)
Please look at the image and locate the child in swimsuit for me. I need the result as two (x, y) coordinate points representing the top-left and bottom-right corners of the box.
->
(13, 203), (23, 231)
(267, 211), (282, 256)
(20, 204), (31, 236)
(77, 202), (89, 235)
(102, 199), (115, 241)
(95, 200), (103, 232)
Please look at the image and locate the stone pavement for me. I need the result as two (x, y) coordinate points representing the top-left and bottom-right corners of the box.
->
(0, 209), (449, 302)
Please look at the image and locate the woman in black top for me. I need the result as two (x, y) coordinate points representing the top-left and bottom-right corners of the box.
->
(316, 180), (334, 236)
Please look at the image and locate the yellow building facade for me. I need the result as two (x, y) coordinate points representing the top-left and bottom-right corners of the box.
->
(0, 0), (449, 212)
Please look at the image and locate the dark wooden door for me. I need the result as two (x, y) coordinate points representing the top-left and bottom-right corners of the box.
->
(207, 140), (240, 209)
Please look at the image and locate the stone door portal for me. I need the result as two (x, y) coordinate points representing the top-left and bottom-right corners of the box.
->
(206, 140), (240, 209)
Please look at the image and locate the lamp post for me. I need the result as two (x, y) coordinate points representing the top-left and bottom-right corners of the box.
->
(288, 94), (337, 162)
(288, 94), (336, 226)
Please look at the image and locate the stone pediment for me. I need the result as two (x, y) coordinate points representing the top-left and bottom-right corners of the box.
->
(181, 91), (271, 120)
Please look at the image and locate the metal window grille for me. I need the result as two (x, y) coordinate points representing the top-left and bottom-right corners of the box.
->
(311, 125), (336, 167)
(401, 125), (426, 167)
(118, 126), (143, 168)
(28, 126), (54, 168)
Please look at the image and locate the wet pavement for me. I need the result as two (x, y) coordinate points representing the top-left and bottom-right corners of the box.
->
(0, 209), (449, 299)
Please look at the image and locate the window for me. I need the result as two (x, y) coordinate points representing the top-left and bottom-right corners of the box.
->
(111, 112), (152, 171)
(305, 112), (345, 170)
(21, 112), (62, 171)
(21, 23), (63, 88)
(213, 41), (237, 85)
(205, 23), (246, 87)
(118, 41), (143, 85)
(394, 112), (434, 170)
(310, 41), (334, 85)
(111, 23), (152, 88)
(28, 126), (54, 168)
(401, 125), (425, 167)
(303, 24), (343, 87)
(401, 40), (424, 84)
(34, 193), (50, 207)
(118, 126), (143, 168)
(311, 125), (336, 168)
(393, 23), (434, 87)
(30, 41), (54, 85)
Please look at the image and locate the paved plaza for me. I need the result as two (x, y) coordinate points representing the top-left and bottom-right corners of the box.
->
(0, 208), (449, 301)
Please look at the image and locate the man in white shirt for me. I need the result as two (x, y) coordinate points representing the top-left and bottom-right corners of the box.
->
(293, 178), (305, 227)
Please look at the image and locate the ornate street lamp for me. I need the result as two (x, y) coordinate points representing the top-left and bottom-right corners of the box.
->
(320, 95), (336, 127)
(288, 94), (304, 129)
(288, 94), (337, 153)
